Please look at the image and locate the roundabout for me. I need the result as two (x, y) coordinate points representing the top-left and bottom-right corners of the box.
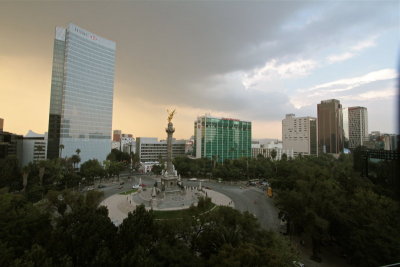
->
(100, 181), (234, 225)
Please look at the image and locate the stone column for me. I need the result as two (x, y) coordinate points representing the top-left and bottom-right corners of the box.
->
(165, 122), (175, 175)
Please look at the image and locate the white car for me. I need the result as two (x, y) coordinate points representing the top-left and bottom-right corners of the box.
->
(189, 178), (197, 181)
(132, 184), (140, 189)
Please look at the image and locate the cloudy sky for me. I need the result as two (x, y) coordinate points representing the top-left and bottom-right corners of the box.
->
(1, 1), (398, 140)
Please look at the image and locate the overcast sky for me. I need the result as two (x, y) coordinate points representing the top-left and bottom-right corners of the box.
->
(1, 1), (399, 140)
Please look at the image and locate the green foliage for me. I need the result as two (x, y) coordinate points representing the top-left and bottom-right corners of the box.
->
(0, 155), (21, 191)
(0, 187), (299, 266)
(274, 154), (400, 266)
(80, 159), (104, 183)
(103, 160), (125, 178)
(107, 148), (130, 164)
(151, 163), (164, 175)
(174, 156), (275, 180)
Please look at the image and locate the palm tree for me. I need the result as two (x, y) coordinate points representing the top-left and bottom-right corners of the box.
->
(270, 149), (277, 161)
(76, 148), (81, 155)
(59, 144), (64, 158)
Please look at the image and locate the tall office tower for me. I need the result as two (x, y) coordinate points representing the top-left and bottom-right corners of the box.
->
(347, 106), (368, 149)
(342, 107), (349, 148)
(47, 24), (115, 163)
(282, 114), (317, 156)
(317, 99), (344, 154)
(0, 118), (3, 132)
(193, 115), (252, 162)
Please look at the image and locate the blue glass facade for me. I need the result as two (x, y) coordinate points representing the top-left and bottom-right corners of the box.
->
(47, 24), (115, 163)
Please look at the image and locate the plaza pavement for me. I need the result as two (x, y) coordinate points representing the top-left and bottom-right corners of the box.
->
(100, 188), (234, 225)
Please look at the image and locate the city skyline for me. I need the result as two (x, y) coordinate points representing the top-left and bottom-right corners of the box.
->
(1, 1), (398, 140)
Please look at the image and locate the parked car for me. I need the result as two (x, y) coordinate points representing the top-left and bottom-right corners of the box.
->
(120, 181), (124, 185)
(189, 178), (197, 181)
(97, 184), (106, 188)
(132, 184), (140, 189)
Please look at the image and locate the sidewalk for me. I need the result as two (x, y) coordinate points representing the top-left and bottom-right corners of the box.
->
(203, 188), (234, 208)
(100, 188), (235, 225)
(100, 194), (136, 225)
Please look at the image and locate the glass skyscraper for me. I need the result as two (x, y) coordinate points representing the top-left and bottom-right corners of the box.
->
(194, 115), (252, 162)
(47, 24), (115, 163)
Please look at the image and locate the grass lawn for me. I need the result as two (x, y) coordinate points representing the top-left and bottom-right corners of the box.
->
(119, 189), (138, 195)
(152, 202), (217, 220)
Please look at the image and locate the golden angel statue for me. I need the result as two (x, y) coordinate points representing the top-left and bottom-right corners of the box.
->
(167, 109), (176, 123)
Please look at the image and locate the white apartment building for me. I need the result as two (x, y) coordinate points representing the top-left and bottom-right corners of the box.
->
(347, 107), (368, 149)
(22, 131), (47, 166)
(252, 140), (294, 160)
(136, 137), (186, 162)
(282, 114), (317, 156)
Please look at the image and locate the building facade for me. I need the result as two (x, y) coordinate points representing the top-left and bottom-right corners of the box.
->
(136, 137), (186, 162)
(252, 140), (293, 160)
(21, 131), (47, 167)
(112, 130), (135, 154)
(47, 23), (115, 163)
(317, 99), (344, 154)
(193, 115), (252, 162)
(282, 114), (317, 156)
(0, 131), (23, 162)
(347, 106), (368, 149)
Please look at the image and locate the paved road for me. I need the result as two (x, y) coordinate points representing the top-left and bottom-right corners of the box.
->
(98, 175), (348, 266)
(96, 174), (279, 230)
(186, 180), (280, 231)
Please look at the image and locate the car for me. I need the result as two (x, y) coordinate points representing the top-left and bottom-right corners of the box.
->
(132, 184), (140, 189)
(118, 185), (123, 189)
(97, 184), (106, 188)
(120, 181), (124, 185)
(189, 178), (197, 181)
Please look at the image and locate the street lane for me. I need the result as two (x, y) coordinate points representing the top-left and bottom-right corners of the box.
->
(98, 174), (280, 231)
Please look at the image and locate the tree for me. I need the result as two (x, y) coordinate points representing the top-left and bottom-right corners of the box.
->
(151, 163), (164, 175)
(107, 149), (130, 165)
(70, 154), (81, 169)
(51, 205), (117, 266)
(80, 159), (104, 184)
(270, 149), (277, 160)
(0, 155), (21, 191)
(59, 144), (64, 158)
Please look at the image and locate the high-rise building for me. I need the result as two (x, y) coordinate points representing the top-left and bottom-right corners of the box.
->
(47, 24), (115, 163)
(317, 99), (344, 154)
(0, 118), (3, 132)
(347, 106), (368, 149)
(194, 115), (252, 162)
(342, 107), (349, 148)
(282, 114), (317, 156)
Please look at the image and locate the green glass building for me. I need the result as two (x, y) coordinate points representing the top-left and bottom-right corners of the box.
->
(194, 115), (252, 162)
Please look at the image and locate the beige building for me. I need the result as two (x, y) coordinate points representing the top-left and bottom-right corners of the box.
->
(282, 114), (317, 156)
(317, 99), (344, 154)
